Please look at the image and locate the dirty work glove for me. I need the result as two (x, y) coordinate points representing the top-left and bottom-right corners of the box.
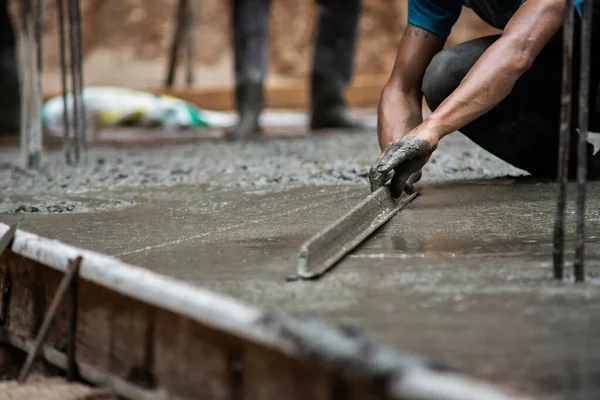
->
(369, 135), (436, 198)
(404, 170), (423, 194)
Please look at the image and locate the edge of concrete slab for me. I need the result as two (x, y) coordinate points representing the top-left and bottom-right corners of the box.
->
(0, 222), (529, 400)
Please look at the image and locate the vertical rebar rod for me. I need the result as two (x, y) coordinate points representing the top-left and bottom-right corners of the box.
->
(57, 0), (72, 164)
(73, 0), (87, 153)
(574, 0), (593, 282)
(165, 0), (187, 88)
(66, 257), (81, 381)
(30, 0), (43, 168)
(185, 0), (197, 88)
(553, 0), (575, 280)
(67, 0), (80, 162)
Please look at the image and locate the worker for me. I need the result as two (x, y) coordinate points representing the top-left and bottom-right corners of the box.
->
(370, 0), (600, 195)
(227, 0), (363, 139)
(0, 0), (20, 136)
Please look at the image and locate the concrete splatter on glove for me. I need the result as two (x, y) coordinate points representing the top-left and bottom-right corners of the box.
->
(369, 135), (435, 198)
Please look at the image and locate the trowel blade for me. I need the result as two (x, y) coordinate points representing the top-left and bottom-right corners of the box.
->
(292, 187), (420, 280)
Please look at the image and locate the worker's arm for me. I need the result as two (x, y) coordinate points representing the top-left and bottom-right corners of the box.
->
(377, 24), (445, 149)
(419, 0), (567, 144)
(371, 0), (568, 191)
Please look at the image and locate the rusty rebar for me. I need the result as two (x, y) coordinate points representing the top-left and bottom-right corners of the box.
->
(553, 0), (575, 281)
(67, 257), (80, 381)
(574, 0), (593, 282)
(165, 0), (187, 88)
(18, 256), (82, 383)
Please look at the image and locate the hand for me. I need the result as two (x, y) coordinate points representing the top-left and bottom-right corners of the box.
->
(369, 128), (438, 197)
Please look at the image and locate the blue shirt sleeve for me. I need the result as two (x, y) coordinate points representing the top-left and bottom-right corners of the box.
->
(407, 0), (463, 37)
(575, 0), (583, 16)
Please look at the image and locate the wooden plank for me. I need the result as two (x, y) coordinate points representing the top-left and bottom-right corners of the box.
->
(0, 224), (17, 256)
(0, 126), (306, 150)
(0, 224), (265, 345)
(153, 311), (236, 399)
(41, 75), (389, 111)
(0, 223), (525, 400)
(243, 343), (333, 400)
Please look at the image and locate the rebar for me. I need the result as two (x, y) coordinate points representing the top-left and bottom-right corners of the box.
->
(18, 257), (82, 383)
(553, 0), (575, 281)
(67, 256), (81, 381)
(57, 0), (72, 164)
(185, 0), (197, 87)
(165, 0), (187, 88)
(73, 0), (87, 153)
(32, 0), (43, 167)
(67, 0), (81, 162)
(574, 0), (593, 282)
(20, 0), (85, 165)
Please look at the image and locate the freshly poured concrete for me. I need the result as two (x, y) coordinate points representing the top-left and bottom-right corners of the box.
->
(2, 131), (600, 398)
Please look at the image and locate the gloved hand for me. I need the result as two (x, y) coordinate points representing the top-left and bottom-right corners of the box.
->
(369, 135), (436, 198)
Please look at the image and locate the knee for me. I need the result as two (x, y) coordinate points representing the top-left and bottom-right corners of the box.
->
(421, 48), (464, 111)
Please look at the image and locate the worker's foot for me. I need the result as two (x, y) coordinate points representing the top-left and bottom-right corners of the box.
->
(309, 0), (360, 132)
(225, 117), (262, 140)
(225, 82), (264, 140)
(310, 105), (364, 131)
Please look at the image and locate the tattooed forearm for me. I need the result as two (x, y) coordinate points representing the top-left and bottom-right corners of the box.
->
(404, 23), (432, 38)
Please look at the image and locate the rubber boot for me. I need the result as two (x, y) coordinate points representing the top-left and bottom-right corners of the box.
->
(310, 0), (364, 131)
(0, 0), (20, 136)
(226, 83), (264, 139)
(225, 0), (269, 140)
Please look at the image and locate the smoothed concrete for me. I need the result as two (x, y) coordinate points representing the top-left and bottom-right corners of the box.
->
(2, 130), (600, 398)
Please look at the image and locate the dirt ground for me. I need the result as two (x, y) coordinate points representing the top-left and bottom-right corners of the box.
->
(0, 377), (115, 400)
(0, 344), (114, 400)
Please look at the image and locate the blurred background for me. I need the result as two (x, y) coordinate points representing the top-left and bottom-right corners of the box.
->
(29, 0), (500, 109)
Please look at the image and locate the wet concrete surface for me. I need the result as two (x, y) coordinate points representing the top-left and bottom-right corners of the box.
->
(2, 129), (600, 398)
(0, 131), (523, 213)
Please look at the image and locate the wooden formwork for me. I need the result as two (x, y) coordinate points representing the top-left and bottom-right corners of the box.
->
(0, 223), (524, 400)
